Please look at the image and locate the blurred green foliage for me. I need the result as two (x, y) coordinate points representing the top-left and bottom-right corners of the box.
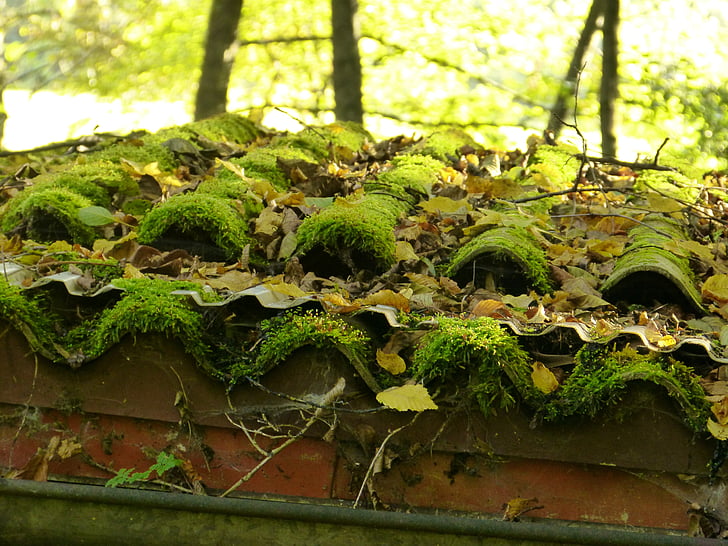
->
(2, 0), (726, 165)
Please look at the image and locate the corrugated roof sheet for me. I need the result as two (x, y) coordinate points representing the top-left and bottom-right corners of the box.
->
(2, 113), (728, 440)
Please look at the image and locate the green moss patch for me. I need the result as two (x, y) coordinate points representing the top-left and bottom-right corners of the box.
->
(446, 226), (553, 294)
(137, 193), (260, 262)
(527, 144), (580, 190)
(407, 128), (480, 162)
(0, 277), (68, 362)
(69, 278), (214, 373)
(241, 309), (379, 391)
(185, 113), (260, 144)
(1, 187), (97, 245)
(601, 217), (703, 311)
(296, 193), (405, 273)
(542, 344), (709, 432)
(412, 316), (544, 414)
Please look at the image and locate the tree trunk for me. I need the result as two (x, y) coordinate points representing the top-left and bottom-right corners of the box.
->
(547, 0), (604, 138)
(331, 0), (363, 123)
(600, 0), (619, 157)
(194, 0), (243, 121)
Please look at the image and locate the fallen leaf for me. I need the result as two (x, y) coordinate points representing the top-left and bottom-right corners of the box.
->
(502, 497), (543, 521)
(656, 334), (677, 348)
(123, 263), (145, 279)
(531, 361), (559, 394)
(419, 196), (470, 214)
(471, 299), (511, 318)
(265, 281), (307, 298)
(320, 293), (361, 313)
(376, 384), (438, 412)
(395, 241), (419, 261)
(707, 418), (728, 440)
(376, 349), (406, 375)
(703, 275), (728, 304)
(712, 397), (728, 426)
(360, 289), (410, 312)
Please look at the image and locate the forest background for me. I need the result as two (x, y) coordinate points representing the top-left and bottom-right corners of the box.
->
(1, 0), (726, 171)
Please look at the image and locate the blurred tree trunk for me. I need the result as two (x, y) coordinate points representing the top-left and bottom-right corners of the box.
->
(600, 0), (619, 157)
(331, 0), (363, 123)
(194, 0), (243, 121)
(547, 0), (603, 138)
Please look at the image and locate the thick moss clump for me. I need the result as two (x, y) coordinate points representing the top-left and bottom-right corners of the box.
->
(185, 113), (260, 144)
(0, 160), (137, 243)
(527, 144), (580, 191)
(0, 276), (66, 361)
(297, 155), (443, 274)
(232, 146), (317, 190)
(371, 155), (444, 198)
(543, 344), (709, 432)
(407, 128), (480, 162)
(275, 122), (372, 158)
(296, 193), (405, 273)
(242, 309), (379, 391)
(446, 226), (553, 294)
(137, 193), (261, 262)
(72, 278), (213, 371)
(412, 316), (543, 415)
(195, 177), (257, 202)
(90, 132), (179, 171)
(636, 169), (700, 203)
(0, 187), (97, 245)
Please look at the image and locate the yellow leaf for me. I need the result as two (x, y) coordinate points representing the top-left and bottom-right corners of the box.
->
(376, 384), (438, 412)
(707, 418), (728, 440)
(531, 361), (559, 394)
(320, 293), (361, 313)
(142, 161), (162, 176)
(594, 319), (617, 337)
(702, 274), (728, 304)
(266, 282), (307, 298)
(656, 334), (677, 348)
(419, 196), (470, 214)
(123, 263), (145, 279)
(274, 191), (306, 206)
(376, 349), (406, 375)
(395, 241), (419, 262)
(712, 397), (728, 426)
(158, 174), (183, 188)
(360, 289), (410, 312)
(646, 193), (683, 213)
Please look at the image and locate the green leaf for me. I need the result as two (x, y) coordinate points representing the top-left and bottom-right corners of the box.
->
(78, 206), (116, 226)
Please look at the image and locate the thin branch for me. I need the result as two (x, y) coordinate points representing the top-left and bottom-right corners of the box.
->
(353, 417), (417, 508)
(242, 376), (382, 414)
(237, 36), (330, 47)
(510, 186), (605, 204)
(220, 378), (346, 498)
(574, 153), (677, 172)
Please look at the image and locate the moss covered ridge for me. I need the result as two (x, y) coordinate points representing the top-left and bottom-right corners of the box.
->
(0, 272), (716, 433)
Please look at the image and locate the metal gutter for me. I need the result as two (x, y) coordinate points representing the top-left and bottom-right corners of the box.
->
(0, 479), (718, 545)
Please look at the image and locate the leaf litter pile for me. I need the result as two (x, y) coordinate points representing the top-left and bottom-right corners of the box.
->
(3, 114), (728, 439)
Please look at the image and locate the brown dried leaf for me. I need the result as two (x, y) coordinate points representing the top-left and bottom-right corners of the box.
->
(502, 497), (543, 521)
